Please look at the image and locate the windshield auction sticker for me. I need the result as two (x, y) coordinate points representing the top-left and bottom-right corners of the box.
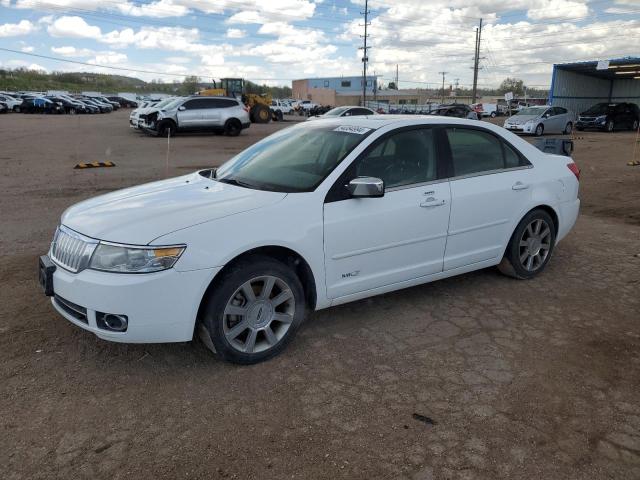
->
(333, 125), (372, 135)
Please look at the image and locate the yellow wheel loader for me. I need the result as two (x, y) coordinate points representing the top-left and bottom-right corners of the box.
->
(199, 78), (272, 124)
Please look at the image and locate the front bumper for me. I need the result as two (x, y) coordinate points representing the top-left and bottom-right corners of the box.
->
(576, 120), (606, 130)
(504, 123), (535, 134)
(47, 263), (220, 343)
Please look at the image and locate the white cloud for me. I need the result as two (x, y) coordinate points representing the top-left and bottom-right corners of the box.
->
(90, 52), (128, 65)
(226, 28), (247, 39)
(21, 45), (34, 52)
(47, 16), (102, 39)
(51, 45), (95, 57)
(115, 0), (190, 18)
(0, 19), (37, 37)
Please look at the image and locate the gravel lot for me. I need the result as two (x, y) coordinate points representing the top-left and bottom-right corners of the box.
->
(1, 110), (639, 479)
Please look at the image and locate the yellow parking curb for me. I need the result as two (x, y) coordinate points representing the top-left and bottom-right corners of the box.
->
(74, 161), (116, 169)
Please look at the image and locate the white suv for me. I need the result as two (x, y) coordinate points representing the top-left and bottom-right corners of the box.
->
(40, 116), (580, 364)
(140, 96), (250, 137)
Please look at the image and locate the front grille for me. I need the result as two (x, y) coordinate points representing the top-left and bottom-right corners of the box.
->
(50, 227), (98, 273)
(54, 295), (88, 324)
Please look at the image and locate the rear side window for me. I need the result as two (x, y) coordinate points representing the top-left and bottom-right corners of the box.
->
(446, 127), (528, 176)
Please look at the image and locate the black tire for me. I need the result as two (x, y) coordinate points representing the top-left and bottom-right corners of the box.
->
(498, 209), (557, 280)
(275, 110), (284, 121)
(576, 126), (584, 131)
(250, 104), (271, 124)
(157, 120), (176, 137)
(606, 120), (614, 132)
(200, 256), (306, 364)
(224, 118), (242, 137)
(563, 122), (573, 135)
(534, 124), (544, 136)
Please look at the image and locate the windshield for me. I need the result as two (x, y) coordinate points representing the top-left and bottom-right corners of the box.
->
(516, 107), (547, 116)
(215, 123), (373, 192)
(323, 107), (350, 117)
(583, 103), (614, 115)
(155, 97), (180, 110)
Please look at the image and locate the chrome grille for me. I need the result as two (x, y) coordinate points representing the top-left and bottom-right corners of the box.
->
(50, 226), (98, 273)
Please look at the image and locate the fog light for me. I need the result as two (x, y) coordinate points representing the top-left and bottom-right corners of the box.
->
(96, 312), (128, 332)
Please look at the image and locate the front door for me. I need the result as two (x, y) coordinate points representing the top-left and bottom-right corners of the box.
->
(177, 99), (205, 129)
(323, 127), (451, 299)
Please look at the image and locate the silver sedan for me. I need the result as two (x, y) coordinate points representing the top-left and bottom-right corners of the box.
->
(503, 106), (574, 136)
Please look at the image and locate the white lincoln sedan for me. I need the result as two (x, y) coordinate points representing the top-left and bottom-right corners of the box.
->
(39, 116), (580, 364)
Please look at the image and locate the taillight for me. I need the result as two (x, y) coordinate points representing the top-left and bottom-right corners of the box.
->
(567, 163), (580, 181)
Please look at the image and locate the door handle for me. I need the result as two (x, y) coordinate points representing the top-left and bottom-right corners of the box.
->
(420, 197), (446, 208)
(512, 181), (530, 191)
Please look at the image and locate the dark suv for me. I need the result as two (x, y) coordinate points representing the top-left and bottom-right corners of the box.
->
(576, 102), (639, 132)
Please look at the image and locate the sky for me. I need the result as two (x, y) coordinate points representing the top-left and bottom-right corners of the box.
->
(0, 0), (639, 90)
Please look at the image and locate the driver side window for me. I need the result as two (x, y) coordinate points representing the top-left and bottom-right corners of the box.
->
(353, 128), (437, 189)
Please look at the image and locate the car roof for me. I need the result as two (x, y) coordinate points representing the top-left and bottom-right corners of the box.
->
(310, 115), (493, 130)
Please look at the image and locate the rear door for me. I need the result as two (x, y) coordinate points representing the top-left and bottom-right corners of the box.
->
(443, 126), (533, 270)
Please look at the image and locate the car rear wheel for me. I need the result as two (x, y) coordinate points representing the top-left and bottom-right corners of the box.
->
(563, 122), (573, 134)
(498, 209), (556, 280)
(200, 256), (306, 364)
(534, 124), (544, 136)
(606, 120), (615, 132)
(224, 118), (242, 137)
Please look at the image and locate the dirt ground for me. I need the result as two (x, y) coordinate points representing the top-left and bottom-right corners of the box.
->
(1, 110), (639, 480)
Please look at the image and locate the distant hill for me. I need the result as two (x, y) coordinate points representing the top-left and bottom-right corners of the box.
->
(0, 68), (293, 98)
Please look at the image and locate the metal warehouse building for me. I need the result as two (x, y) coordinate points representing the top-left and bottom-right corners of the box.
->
(550, 57), (640, 114)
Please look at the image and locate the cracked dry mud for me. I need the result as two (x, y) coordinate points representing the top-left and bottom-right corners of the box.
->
(1, 111), (639, 479)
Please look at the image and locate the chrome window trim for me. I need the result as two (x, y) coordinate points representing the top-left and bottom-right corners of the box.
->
(449, 164), (533, 182)
(386, 178), (447, 192)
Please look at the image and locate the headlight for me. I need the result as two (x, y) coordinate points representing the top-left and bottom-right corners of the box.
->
(89, 243), (185, 273)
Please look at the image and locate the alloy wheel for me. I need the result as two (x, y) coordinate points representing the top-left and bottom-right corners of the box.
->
(223, 275), (295, 354)
(519, 218), (552, 272)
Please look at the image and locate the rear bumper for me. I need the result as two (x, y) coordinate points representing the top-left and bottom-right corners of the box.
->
(49, 266), (220, 343)
(557, 198), (580, 243)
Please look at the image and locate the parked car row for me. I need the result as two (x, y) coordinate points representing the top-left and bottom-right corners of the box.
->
(503, 102), (639, 136)
(130, 95), (251, 137)
(0, 91), (138, 115)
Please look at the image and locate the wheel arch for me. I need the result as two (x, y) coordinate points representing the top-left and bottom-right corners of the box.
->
(502, 203), (560, 258)
(196, 245), (318, 323)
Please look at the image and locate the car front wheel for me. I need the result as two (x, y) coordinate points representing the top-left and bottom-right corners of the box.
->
(498, 209), (556, 280)
(534, 124), (544, 136)
(201, 256), (306, 364)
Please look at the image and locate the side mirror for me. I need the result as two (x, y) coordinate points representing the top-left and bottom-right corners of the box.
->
(347, 177), (384, 198)
(178, 106), (186, 111)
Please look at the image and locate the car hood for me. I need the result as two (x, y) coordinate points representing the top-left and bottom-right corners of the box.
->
(62, 171), (287, 244)
(506, 114), (539, 125)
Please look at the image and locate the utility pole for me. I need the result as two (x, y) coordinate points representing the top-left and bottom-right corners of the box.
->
(472, 18), (483, 103)
(359, 0), (371, 107)
(396, 64), (399, 89)
(439, 71), (447, 103)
